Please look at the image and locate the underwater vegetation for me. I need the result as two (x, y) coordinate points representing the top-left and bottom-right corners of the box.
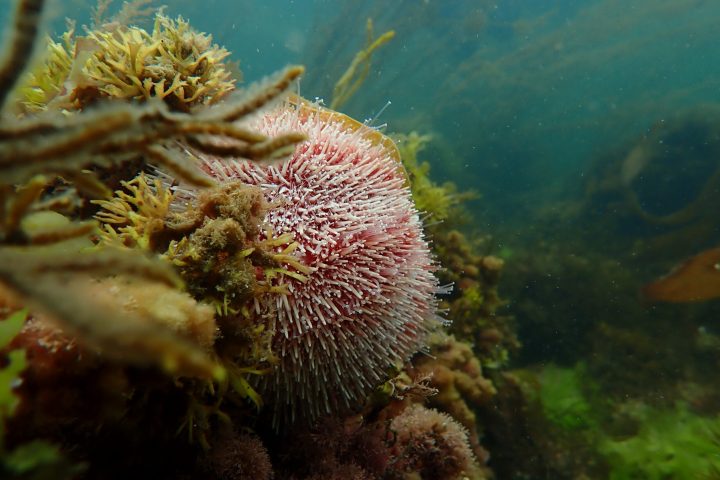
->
(0, 309), (82, 479)
(397, 131), (517, 366)
(537, 364), (597, 432)
(294, 2), (720, 479)
(329, 18), (394, 111)
(7, 0), (719, 478)
(471, 360), (720, 479)
(534, 364), (720, 480)
(0, 0), (303, 475)
(600, 402), (720, 480)
(577, 109), (720, 258)
(297, 0), (720, 232)
(15, 9), (234, 112)
(0, 1), (511, 478)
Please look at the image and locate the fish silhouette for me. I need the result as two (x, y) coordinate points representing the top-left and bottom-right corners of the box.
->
(643, 247), (720, 302)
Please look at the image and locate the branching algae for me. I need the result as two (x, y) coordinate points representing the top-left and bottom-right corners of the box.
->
(0, 0), (307, 466)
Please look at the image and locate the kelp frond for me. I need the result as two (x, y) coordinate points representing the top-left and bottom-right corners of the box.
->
(0, 0), (45, 111)
(330, 18), (395, 110)
(0, 0), (306, 384)
(1, 66), (305, 191)
(0, 247), (223, 379)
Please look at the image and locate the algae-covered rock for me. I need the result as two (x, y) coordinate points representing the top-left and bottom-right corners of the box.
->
(601, 402), (720, 480)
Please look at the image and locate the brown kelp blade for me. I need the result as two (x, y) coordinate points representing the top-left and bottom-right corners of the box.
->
(642, 247), (720, 302)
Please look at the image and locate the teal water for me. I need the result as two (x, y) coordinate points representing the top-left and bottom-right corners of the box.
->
(3, 0), (720, 478)
(12, 0), (720, 224)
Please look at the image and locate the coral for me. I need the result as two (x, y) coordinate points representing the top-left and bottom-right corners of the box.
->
(195, 98), (442, 426)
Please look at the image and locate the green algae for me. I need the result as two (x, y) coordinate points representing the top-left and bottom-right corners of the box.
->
(0, 309), (82, 479)
(0, 309), (27, 450)
(536, 362), (720, 479)
(538, 364), (597, 432)
(601, 403), (720, 480)
(396, 131), (476, 223)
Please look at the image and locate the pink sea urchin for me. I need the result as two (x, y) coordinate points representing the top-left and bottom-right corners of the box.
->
(199, 98), (442, 426)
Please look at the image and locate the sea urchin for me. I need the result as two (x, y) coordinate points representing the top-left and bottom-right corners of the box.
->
(199, 98), (442, 426)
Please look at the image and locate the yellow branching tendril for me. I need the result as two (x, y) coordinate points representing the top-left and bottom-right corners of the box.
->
(330, 18), (395, 110)
(14, 13), (235, 112)
(14, 28), (74, 112)
(94, 173), (173, 249)
(257, 227), (313, 289)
